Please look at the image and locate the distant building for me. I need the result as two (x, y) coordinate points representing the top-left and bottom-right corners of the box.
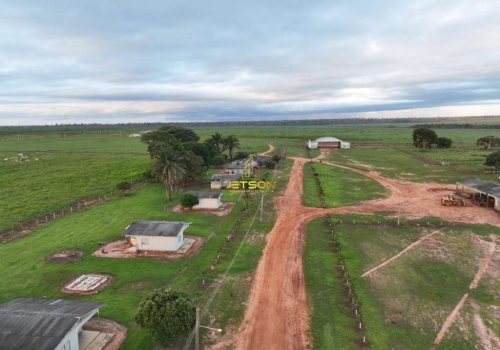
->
(210, 174), (240, 189)
(225, 160), (247, 176)
(128, 134), (141, 138)
(185, 191), (223, 209)
(307, 137), (350, 149)
(0, 298), (105, 350)
(122, 221), (190, 251)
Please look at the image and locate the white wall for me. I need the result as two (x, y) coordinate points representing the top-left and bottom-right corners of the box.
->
(55, 311), (98, 350)
(131, 234), (184, 251)
(341, 142), (351, 149)
(194, 197), (221, 209)
(495, 197), (500, 212)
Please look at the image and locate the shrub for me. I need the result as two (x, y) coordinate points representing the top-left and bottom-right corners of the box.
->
(180, 193), (199, 209)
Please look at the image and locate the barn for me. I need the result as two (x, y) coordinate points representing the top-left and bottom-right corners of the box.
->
(307, 137), (350, 149)
(122, 221), (190, 251)
(0, 298), (105, 350)
(456, 178), (500, 211)
(185, 191), (223, 209)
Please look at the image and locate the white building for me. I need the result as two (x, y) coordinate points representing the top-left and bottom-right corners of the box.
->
(307, 136), (351, 149)
(186, 191), (223, 209)
(210, 174), (240, 189)
(0, 298), (105, 350)
(128, 133), (141, 138)
(122, 221), (190, 251)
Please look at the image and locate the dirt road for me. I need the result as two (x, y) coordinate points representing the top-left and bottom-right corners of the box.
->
(258, 143), (275, 156)
(234, 157), (500, 350)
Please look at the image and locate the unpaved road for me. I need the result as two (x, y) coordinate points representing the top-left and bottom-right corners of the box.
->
(258, 143), (275, 156)
(234, 157), (500, 350)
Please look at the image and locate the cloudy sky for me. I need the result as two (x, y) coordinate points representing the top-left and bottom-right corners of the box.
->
(1, 0), (500, 125)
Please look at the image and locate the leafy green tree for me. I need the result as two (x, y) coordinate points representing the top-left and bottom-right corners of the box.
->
(485, 151), (500, 171)
(435, 137), (453, 148)
(233, 151), (250, 160)
(211, 154), (226, 165)
(476, 136), (500, 150)
(222, 135), (240, 161)
(183, 141), (211, 167)
(180, 193), (199, 209)
(264, 159), (276, 168)
(135, 288), (196, 345)
(412, 128), (437, 149)
(206, 132), (225, 153)
(150, 143), (188, 201)
(141, 126), (199, 144)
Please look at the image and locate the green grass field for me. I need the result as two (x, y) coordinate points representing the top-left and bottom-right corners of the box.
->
(305, 214), (500, 350)
(327, 146), (500, 183)
(302, 162), (387, 207)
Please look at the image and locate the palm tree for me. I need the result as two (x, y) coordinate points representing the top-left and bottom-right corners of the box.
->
(222, 135), (241, 161)
(151, 146), (187, 201)
(207, 132), (224, 153)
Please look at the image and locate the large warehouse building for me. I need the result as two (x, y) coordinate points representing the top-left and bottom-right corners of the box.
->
(307, 137), (351, 149)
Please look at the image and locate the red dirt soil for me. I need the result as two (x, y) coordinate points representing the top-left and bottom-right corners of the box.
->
(232, 157), (500, 350)
(258, 143), (275, 156)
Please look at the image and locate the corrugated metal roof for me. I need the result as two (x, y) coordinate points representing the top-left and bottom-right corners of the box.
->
(186, 191), (223, 199)
(0, 298), (104, 317)
(122, 221), (189, 237)
(0, 298), (104, 350)
(457, 178), (500, 197)
(211, 174), (240, 181)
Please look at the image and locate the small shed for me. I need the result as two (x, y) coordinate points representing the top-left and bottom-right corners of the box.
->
(0, 298), (105, 350)
(456, 178), (500, 211)
(186, 191), (223, 209)
(211, 174), (240, 189)
(122, 221), (190, 251)
(128, 134), (141, 138)
(307, 137), (351, 149)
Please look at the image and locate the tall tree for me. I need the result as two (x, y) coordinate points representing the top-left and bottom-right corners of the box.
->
(476, 136), (500, 150)
(412, 128), (437, 149)
(150, 142), (188, 201)
(435, 137), (453, 148)
(206, 132), (224, 153)
(141, 126), (200, 144)
(485, 151), (500, 171)
(222, 135), (241, 161)
(135, 288), (196, 346)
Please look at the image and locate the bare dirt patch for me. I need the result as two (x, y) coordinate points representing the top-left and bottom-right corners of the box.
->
(92, 236), (205, 260)
(170, 202), (236, 216)
(83, 318), (127, 350)
(46, 249), (84, 263)
(258, 143), (275, 156)
(61, 273), (114, 296)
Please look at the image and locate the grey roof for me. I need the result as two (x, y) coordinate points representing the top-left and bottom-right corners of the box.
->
(186, 191), (222, 199)
(226, 163), (245, 169)
(457, 178), (500, 197)
(122, 221), (189, 237)
(211, 174), (240, 181)
(0, 298), (104, 350)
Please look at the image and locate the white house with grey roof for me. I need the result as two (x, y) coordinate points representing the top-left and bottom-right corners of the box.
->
(122, 221), (190, 251)
(307, 137), (351, 149)
(0, 298), (106, 350)
(185, 191), (223, 209)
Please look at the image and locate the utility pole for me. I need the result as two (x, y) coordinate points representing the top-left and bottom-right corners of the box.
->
(195, 308), (200, 350)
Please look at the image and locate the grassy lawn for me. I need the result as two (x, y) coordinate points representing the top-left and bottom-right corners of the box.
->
(0, 152), (150, 231)
(0, 156), (293, 349)
(327, 147), (500, 183)
(304, 218), (358, 350)
(333, 219), (500, 350)
(302, 162), (387, 208)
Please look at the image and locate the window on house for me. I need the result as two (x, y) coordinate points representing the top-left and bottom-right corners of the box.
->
(141, 238), (149, 245)
(63, 341), (71, 350)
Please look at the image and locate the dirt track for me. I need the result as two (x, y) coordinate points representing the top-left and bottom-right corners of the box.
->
(235, 157), (500, 350)
(258, 143), (275, 156)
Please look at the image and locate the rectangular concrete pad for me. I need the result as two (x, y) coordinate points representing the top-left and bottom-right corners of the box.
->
(177, 238), (196, 254)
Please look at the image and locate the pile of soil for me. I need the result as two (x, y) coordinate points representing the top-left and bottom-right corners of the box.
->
(47, 249), (84, 263)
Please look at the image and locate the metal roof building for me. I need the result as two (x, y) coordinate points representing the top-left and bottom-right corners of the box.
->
(122, 221), (189, 237)
(0, 298), (104, 350)
(456, 178), (500, 211)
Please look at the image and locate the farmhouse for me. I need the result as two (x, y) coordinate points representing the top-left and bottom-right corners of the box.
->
(122, 221), (190, 251)
(307, 137), (351, 149)
(185, 191), (223, 209)
(456, 178), (500, 211)
(210, 174), (240, 189)
(0, 298), (105, 350)
(225, 160), (247, 176)
(128, 133), (141, 138)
